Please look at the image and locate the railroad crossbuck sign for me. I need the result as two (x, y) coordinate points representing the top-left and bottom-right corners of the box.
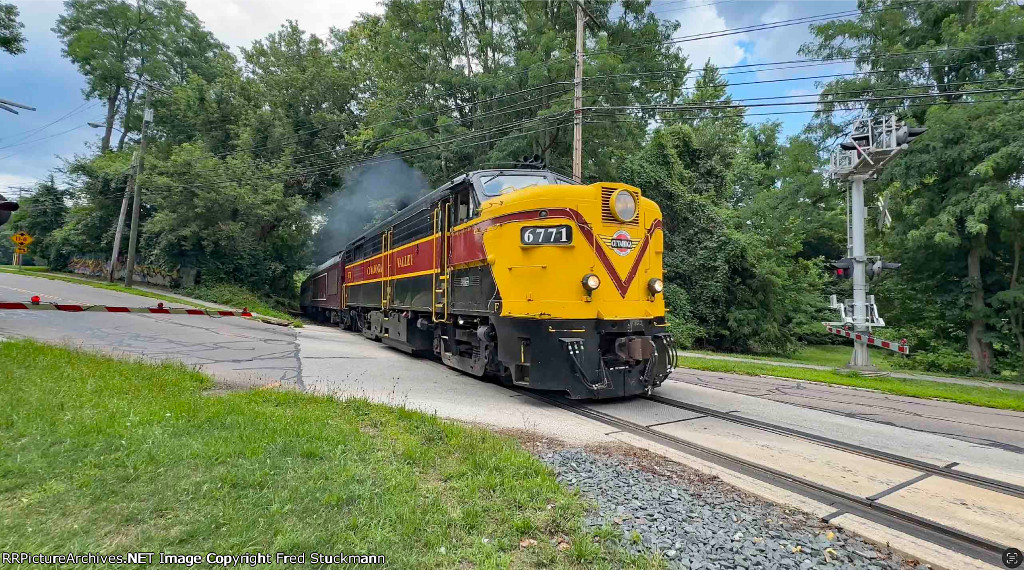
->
(10, 231), (32, 247)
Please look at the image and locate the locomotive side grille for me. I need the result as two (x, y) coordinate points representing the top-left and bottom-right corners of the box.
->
(601, 187), (640, 225)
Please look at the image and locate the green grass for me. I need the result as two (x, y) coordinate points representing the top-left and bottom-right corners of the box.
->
(182, 283), (299, 326)
(690, 345), (905, 370)
(0, 339), (660, 569)
(675, 356), (1024, 411)
(0, 264), (48, 272)
(686, 344), (1002, 382)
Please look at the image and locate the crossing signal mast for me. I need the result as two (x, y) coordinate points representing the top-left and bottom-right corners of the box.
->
(827, 114), (925, 369)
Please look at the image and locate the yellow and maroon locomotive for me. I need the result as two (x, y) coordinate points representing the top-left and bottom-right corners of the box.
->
(300, 166), (674, 398)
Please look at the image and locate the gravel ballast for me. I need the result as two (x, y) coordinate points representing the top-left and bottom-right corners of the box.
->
(539, 448), (917, 570)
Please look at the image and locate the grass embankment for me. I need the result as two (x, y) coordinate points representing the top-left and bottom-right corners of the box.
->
(0, 339), (657, 569)
(676, 356), (1024, 412)
(688, 344), (1020, 384)
(0, 267), (300, 326)
(689, 344), (918, 373)
(182, 283), (298, 325)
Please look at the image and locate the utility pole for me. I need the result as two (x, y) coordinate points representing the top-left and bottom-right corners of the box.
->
(573, 0), (584, 183)
(107, 152), (136, 282)
(8, 186), (31, 200)
(123, 89), (152, 288)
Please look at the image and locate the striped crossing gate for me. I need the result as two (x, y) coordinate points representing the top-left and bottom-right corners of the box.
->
(824, 325), (909, 354)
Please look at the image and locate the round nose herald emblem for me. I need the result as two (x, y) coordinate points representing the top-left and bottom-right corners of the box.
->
(609, 230), (634, 257)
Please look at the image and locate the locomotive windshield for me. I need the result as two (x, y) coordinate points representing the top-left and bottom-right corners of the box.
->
(479, 173), (560, 197)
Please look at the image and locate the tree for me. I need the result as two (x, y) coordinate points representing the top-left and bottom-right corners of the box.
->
(143, 145), (312, 293)
(236, 21), (358, 203)
(54, 0), (226, 153)
(8, 177), (69, 263)
(343, 0), (686, 185)
(0, 2), (25, 55)
(802, 0), (1024, 374)
(618, 75), (828, 353)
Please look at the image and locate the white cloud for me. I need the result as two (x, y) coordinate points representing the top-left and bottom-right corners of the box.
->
(746, 1), (855, 83)
(0, 173), (43, 196)
(785, 87), (817, 98)
(184, 0), (383, 52)
(670, 5), (747, 70)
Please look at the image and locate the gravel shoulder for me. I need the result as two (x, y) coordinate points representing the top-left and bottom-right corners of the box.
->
(526, 442), (919, 570)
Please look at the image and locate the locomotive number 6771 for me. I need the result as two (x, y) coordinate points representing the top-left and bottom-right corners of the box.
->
(300, 164), (674, 399)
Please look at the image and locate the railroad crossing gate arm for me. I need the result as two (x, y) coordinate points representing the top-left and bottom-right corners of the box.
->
(823, 325), (909, 354)
(0, 299), (252, 318)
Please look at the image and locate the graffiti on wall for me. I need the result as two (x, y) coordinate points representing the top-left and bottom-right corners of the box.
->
(68, 257), (180, 287)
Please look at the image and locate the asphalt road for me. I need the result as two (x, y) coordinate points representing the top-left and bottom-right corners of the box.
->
(2, 271), (1022, 461)
(0, 272), (300, 387)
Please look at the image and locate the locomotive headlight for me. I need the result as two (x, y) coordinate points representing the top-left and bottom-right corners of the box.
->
(648, 278), (664, 295)
(611, 189), (637, 223)
(582, 273), (601, 292)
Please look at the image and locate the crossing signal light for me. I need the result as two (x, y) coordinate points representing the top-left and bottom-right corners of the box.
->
(832, 258), (853, 280)
(868, 259), (901, 279)
(896, 126), (927, 147)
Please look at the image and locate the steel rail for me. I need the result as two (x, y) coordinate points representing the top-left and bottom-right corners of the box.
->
(510, 388), (1008, 566)
(646, 393), (1024, 501)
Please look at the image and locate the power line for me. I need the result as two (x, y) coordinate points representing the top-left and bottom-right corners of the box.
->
(0, 101), (99, 146)
(73, 89), (1024, 202)
(586, 75), (1021, 105)
(156, 116), (571, 195)
(589, 1), (963, 61)
(120, 8), (1016, 174)
(586, 42), (1024, 84)
(203, 40), (1024, 168)
(180, 86), (575, 176)
(587, 94), (1024, 121)
(644, 0), (739, 17)
(171, 44), (1024, 172)
(156, 113), (573, 192)
(0, 122), (100, 160)
(588, 8), (865, 58)
(586, 86), (1024, 112)
(107, 78), (1024, 188)
(133, 83), (1024, 192)
(346, 5), (884, 132)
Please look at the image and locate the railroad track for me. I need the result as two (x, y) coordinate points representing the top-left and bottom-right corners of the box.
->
(646, 393), (1024, 501)
(512, 388), (1012, 566)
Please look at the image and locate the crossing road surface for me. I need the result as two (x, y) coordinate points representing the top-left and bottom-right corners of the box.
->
(1, 270), (1022, 458)
(0, 272), (300, 387)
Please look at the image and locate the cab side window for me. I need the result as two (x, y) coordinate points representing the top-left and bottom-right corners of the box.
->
(452, 188), (476, 225)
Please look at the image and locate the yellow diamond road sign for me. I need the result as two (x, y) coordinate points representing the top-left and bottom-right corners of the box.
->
(15, 246), (28, 254)
(10, 231), (33, 247)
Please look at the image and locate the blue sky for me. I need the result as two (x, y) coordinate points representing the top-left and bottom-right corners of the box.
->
(0, 0), (855, 195)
